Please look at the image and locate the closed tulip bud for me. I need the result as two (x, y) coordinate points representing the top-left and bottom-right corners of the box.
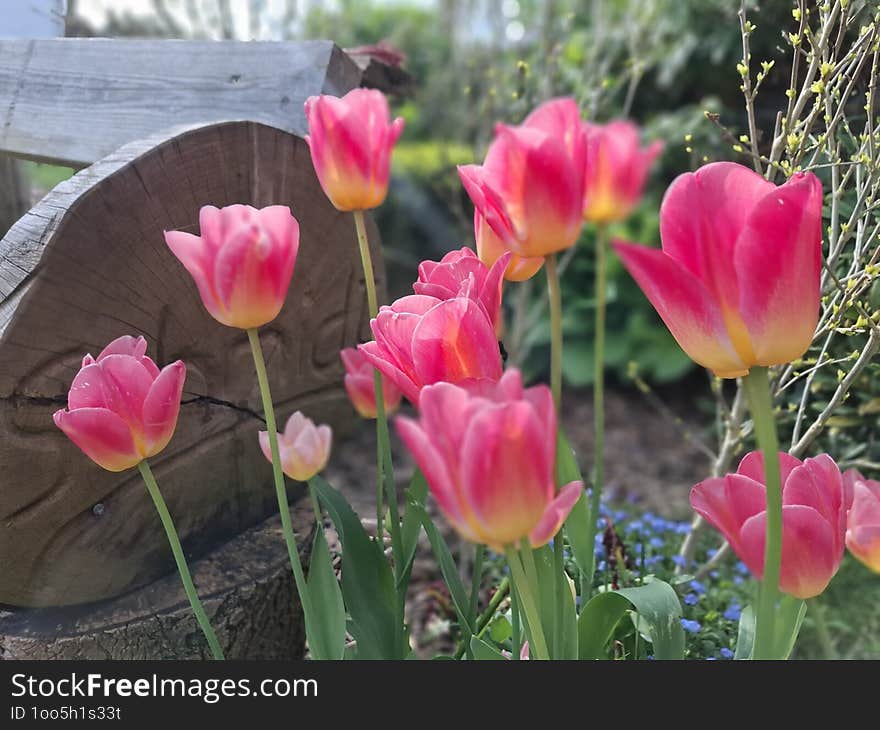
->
(458, 98), (586, 259)
(259, 411), (332, 482)
(358, 293), (503, 406)
(690, 451), (846, 599)
(396, 370), (582, 550)
(340, 347), (402, 419)
(53, 336), (186, 472)
(165, 204), (300, 330)
(582, 120), (663, 223)
(615, 162), (823, 378)
(304, 88), (404, 211)
(475, 212), (544, 282)
(843, 470), (880, 573)
(413, 247), (509, 334)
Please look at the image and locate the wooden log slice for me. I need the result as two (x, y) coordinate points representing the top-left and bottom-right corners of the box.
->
(0, 120), (382, 607)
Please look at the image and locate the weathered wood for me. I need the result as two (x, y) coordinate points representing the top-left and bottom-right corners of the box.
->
(0, 502), (314, 659)
(0, 119), (383, 607)
(0, 155), (28, 237)
(0, 39), (362, 166)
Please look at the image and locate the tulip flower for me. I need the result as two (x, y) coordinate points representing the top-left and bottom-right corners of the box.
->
(304, 88), (405, 211)
(259, 411), (332, 482)
(358, 293), (503, 406)
(396, 369), (582, 550)
(53, 335), (186, 473)
(458, 97), (586, 258)
(475, 212), (544, 282)
(340, 347), (402, 419)
(614, 162), (823, 378)
(842, 470), (880, 573)
(690, 451), (846, 599)
(582, 120), (663, 223)
(164, 204), (300, 330)
(413, 247), (509, 333)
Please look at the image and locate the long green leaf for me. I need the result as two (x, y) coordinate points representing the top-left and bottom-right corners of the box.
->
(311, 476), (404, 659)
(734, 605), (756, 660)
(470, 636), (507, 660)
(532, 545), (578, 659)
(397, 470), (428, 591)
(304, 525), (346, 660)
(774, 596), (807, 659)
(616, 580), (685, 659)
(577, 591), (632, 659)
(557, 430), (592, 580)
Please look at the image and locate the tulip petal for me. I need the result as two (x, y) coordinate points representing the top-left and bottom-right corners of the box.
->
(613, 241), (749, 377)
(736, 450), (803, 486)
(690, 473), (767, 556)
(529, 480), (582, 547)
(54, 407), (140, 472)
(359, 340), (421, 405)
(784, 455), (844, 555)
(96, 335), (148, 361)
(735, 172), (823, 366)
(141, 360), (185, 455)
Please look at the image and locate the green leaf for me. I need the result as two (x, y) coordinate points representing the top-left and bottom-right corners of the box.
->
(303, 524), (346, 660)
(412, 503), (475, 636)
(774, 596), (807, 659)
(734, 605), (756, 660)
(311, 476), (404, 659)
(532, 545), (578, 659)
(556, 430), (592, 582)
(615, 579), (685, 660)
(577, 591), (632, 659)
(397, 469), (428, 591)
(470, 636), (508, 660)
(488, 615), (512, 644)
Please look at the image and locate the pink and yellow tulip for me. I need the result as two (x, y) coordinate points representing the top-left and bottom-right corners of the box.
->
(458, 98), (586, 259)
(843, 470), (880, 573)
(164, 204), (300, 330)
(340, 346), (402, 419)
(304, 88), (404, 211)
(690, 451), (846, 599)
(53, 335), (186, 472)
(259, 411), (332, 482)
(396, 369), (582, 550)
(413, 247), (509, 333)
(475, 212), (544, 282)
(614, 162), (823, 378)
(358, 293), (502, 406)
(582, 120), (663, 223)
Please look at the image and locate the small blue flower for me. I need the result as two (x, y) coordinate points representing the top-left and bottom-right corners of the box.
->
(672, 555), (687, 567)
(597, 560), (606, 571)
(723, 603), (742, 622)
(705, 656), (718, 661)
(547, 538), (554, 549)
(675, 522), (692, 535)
(690, 580), (706, 595)
(710, 570), (719, 580)
(684, 592), (699, 606)
(646, 555), (663, 566)
(633, 542), (644, 554)
(735, 561), (749, 575)
(707, 548), (718, 558)
(720, 647), (734, 659)
(628, 520), (644, 533)
(649, 536), (664, 549)
(646, 655), (655, 661)
(680, 619), (701, 633)
(733, 575), (744, 585)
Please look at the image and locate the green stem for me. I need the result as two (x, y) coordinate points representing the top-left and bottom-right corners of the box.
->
(742, 366), (783, 660)
(137, 460), (224, 660)
(353, 210), (402, 575)
(545, 253), (564, 411)
(453, 577), (509, 660)
(469, 544), (485, 622)
(584, 224), (609, 598)
(510, 584), (522, 660)
(247, 328), (310, 614)
(505, 546), (549, 660)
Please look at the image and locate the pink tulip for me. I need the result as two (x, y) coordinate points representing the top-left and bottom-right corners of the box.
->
(340, 346), (403, 419)
(413, 246), (509, 333)
(53, 335), (186, 473)
(582, 120), (663, 223)
(690, 451), (846, 599)
(396, 369), (582, 549)
(358, 293), (503, 406)
(614, 162), (823, 378)
(165, 204), (300, 330)
(842, 470), (880, 573)
(475, 212), (544, 283)
(458, 98), (586, 259)
(304, 88), (404, 211)
(259, 411), (332, 482)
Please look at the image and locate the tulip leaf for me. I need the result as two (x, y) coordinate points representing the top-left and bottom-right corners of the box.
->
(413, 504), (475, 637)
(532, 544), (578, 659)
(615, 580), (685, 660)
(303, 523), (346, 660)
(774, 596), (807, 660)
(577, 591), (633, 659)
(556, 430), (593, 583)
(311, 476), (404, 659)
(470, 636), (507, 661)
(397, 469), (428, 592)
(734, 605), (756, 660)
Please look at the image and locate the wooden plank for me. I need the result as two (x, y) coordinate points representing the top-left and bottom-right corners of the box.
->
(0, 39), (362, 166)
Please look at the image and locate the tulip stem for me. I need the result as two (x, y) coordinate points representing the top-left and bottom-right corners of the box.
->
(137, 460), (224, 660)
(246, 328), (310, 619)
(742, 366), (783, 660)
(353, 210), (403, 577)
(505, 545), (549, 660)
(545, 253), (564, 411)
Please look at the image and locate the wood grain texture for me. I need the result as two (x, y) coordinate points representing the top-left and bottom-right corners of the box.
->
(0, 39), (362, 166)
(0, 502), (314, 659)
(0, 119), (383, 607)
